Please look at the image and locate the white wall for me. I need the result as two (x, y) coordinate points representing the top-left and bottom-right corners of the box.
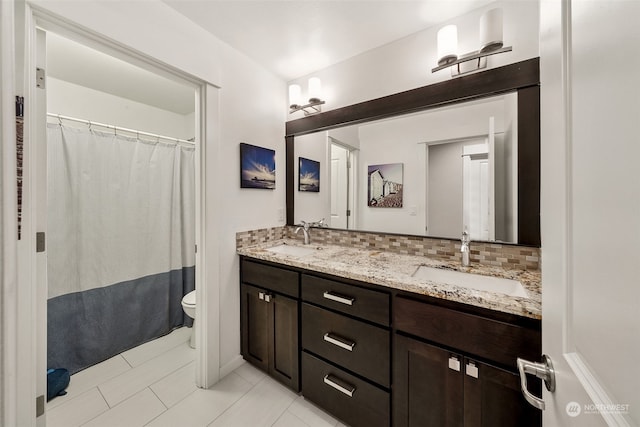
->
(26, 0), (287, 381)
(47, 77), (194, 140)
(287, 0), (539, 115)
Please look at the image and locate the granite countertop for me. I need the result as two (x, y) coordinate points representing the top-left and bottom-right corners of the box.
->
(237, 239), (541, 320)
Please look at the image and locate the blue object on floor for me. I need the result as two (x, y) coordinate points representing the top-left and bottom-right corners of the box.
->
(47, 368), (70, 401)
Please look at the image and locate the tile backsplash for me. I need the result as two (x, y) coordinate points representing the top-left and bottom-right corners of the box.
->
(236, 226), (540, 271)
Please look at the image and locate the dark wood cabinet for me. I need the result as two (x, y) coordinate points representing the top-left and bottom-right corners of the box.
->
(394, 335), (464, 426)
(393, 295), (542, 427)
(240, 256), (541, 427)
(240, 259), (300, 391)
(300, 274), (391, 427)
(463, 357), (541, 427)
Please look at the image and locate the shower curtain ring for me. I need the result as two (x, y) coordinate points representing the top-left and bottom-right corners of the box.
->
(58, 115), (62, 126)
(88, 120), (92, 131)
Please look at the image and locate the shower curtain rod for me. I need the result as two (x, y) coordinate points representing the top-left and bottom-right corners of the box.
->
(47, 113), (195, 145)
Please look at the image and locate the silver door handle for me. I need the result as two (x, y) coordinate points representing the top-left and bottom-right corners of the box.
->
(517, 355), (556, 410)
(258, 292), (265, 301)
(264, 294), (271, 303)
(323, 291), (354, 306)
(323, 333), (355, 351)
(323, 374), (356, 397)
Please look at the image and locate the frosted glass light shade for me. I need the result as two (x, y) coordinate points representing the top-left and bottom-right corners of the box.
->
(437, 25), (458, 66)
(308, 77), (322, 102)
(479, 8), (504, 53)
(289, 84), (302, 107)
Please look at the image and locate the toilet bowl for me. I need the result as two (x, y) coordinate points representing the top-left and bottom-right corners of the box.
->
(181, 290), (196, 348)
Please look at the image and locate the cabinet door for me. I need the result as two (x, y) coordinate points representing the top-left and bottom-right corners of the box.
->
(394, 335), (463, 427)
(240, 283), (269, 372)
(269, 292), (299, 391)
(463, 358), (541, 427)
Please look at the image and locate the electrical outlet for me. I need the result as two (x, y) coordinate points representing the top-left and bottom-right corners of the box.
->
(277, 208), (285, 222)
(409, 206), (417, 216)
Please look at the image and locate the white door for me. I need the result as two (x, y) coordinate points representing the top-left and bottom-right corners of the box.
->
(330, 143), (349, 229)
(462, 137), (494, 241)
(524, 1), (639, 426)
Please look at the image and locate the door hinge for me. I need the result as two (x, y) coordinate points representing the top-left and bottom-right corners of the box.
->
(346, 210), (351, 217)
(36, 395), (44, 417)
(195, 244), (197, 254)
(36, 67), (46, 89)
(36, 232), (45, 253)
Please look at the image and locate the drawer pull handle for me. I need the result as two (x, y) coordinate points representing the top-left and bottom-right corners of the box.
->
(323, 291), (354, 306)
(323, 374), (356, 398)
(323, 333), (355, 351)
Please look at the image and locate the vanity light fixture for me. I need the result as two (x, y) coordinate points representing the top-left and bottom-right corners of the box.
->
(289, 77), (325, 116)
(432, 8), (512, 77)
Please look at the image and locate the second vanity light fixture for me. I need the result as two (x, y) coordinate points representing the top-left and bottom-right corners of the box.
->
(432, 8), (512, 77)
(289, 77), (325, 116)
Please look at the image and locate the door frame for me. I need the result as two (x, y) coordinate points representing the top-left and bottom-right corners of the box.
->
(17, 6), (219, 425)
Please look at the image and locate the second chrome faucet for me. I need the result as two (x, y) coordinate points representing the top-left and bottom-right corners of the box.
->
(461, 231), (471, 267)
(295, 218), (326, 245)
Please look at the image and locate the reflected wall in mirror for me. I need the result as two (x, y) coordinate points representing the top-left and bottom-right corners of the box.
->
(294, 93), (519, 243)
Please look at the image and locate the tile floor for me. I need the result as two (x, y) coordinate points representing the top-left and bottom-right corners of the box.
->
(46, 327), (344, 427)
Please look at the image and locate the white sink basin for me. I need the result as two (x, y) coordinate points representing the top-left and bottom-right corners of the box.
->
(412, 265), (528, 298)
(266, 244), (318, 257)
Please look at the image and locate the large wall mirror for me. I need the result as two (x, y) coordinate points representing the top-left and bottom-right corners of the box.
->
(286, 58), (540, 246)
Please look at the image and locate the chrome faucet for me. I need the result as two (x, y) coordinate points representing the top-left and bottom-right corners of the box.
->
(295, 221), (311, 245)
(295, 218), (326, 245)
(461, 231), (471, 267)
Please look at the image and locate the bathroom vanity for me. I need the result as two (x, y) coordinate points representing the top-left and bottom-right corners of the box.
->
(239, 56), (543, 426)
(238, 239), (541, 427)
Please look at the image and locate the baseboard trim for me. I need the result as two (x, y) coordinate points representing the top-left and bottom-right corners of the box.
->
(219, 355), (245, 379)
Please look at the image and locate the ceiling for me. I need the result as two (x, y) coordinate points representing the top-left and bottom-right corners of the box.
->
(164, 0), (495, 81)
(47, 32), (196, 115)
(47, 1), (495, 114)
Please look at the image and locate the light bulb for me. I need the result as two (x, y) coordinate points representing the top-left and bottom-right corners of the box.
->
(437, 25), (458, 66)
(308, 77), (322, 103)
(289, 84), (302, 108)
(479, 8), (504, 53)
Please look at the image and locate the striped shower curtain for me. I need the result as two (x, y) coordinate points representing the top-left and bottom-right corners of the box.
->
(46, 123), (195, 374)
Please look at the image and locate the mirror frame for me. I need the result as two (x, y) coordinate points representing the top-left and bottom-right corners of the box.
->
(285, 58), (540, 247)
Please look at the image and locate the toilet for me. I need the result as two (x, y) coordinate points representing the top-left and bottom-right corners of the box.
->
(181, 290), (196, 349)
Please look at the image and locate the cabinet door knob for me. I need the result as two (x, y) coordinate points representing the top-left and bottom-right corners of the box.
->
(264, 294), (272, 303)
(323, 291), (354, 306)
(517, 355), (556, 411)
(448, 356), (461, 372)
(323, 374), (356, 398)
(323, 333), (356, 351)
(258, 292), (265, 301)
(465, 361), (479, 378)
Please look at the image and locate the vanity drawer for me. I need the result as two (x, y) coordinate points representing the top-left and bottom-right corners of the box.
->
(301, 274), (389, 326)
(241, 259), (298, 298)
(394, 296), (541, 369)
(302, 303), (390, 387)
(302, 351), (390, 427)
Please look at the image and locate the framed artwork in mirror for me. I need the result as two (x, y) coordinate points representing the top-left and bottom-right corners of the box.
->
(367, 163), (403, 207)
(240, 143), (276, 189)
(298, 157), (320, 192)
